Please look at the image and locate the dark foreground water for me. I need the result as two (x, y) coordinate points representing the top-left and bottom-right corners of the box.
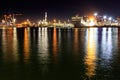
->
(0, 27), (120, 80)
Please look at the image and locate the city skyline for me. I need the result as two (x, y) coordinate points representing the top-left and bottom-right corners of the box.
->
(1, 0), (120, 20)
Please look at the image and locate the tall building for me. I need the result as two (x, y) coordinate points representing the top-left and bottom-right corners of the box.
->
(45, 12), (47, 22)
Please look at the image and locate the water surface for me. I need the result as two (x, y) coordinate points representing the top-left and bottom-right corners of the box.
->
(0, 27), (120, 80)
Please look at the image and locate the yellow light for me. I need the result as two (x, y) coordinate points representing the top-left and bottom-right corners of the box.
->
(89, 17), (95, 26)
(24, 28), (30, 63)
(24, 21), (27, 25)
(89, 19), (95, 26)
(85, 28), (97, 78)
(53, 19), (56, 23)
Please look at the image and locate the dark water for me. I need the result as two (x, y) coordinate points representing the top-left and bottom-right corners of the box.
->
(0, 27), (120, 80)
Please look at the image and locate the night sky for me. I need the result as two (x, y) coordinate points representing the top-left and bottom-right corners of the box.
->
(0, 0), (120, 21)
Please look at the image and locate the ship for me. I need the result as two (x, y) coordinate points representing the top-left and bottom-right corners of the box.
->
(71, 15), (85, 27)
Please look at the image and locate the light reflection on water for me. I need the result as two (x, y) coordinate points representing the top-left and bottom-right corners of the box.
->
(101, 28), (112, 61)
(53, 28), (57, 57)
(24, 28), (30, 63)
(74, 28), (79, 55)
(13, 28), (18, 62)
(38, 27), (49, 64)
(2, 28), (18, 62)
(0, 27), (119, 80)
(85, 28), (97, 78)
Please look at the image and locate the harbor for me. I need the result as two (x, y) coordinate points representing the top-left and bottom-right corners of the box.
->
(1, 0), (120, 79)
(1, 12), (120, 28)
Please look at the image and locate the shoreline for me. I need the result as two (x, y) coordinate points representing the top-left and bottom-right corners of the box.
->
(0, 25), (120, 29)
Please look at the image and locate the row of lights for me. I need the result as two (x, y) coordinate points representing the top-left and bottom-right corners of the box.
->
(94, 13), (113, 21)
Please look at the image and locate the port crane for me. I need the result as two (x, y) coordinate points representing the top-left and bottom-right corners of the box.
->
(3, 13), (22, 26)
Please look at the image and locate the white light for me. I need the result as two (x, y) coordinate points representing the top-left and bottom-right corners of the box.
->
(94, 13), (98, 16)
(38, 20), (42, 25)
(13, 19), (16, 23)
(115, 20), (118, 23)
(113, 19), (115, 22)
(2, 20), (5, 23)
(109, 17), (112, 21)
(89, 19), (95, 26)
(103, 16), (107, 19)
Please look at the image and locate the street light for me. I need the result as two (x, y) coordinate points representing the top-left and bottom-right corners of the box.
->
(109, 17), (112, 21)
(94, 13), (98, 16)
(103, 16), (107, 19)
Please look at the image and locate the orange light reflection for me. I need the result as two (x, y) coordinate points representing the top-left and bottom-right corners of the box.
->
(73, 28), (79, 61)
(24, 28), (30, 63)
(2, 28), (18, 62)
(53, 28), (57, 55)
(85, 28), (97, 78)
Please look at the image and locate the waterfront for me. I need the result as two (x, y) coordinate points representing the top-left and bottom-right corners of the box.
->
(0, 27), (120, 80)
